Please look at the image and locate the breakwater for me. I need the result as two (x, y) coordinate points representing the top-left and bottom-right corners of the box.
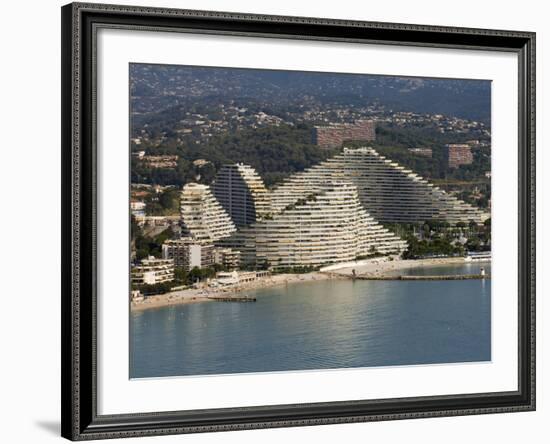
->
(354, 274), (490, 281)
(206, 295), (257, 302)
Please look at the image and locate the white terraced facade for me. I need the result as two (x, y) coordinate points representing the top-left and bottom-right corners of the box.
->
(212, 163), (271, 227)
(131, 256), (174, 285)
(180, 183), (236, 243)
(270, 147), (489, 225)
(223, 181), (407, 269)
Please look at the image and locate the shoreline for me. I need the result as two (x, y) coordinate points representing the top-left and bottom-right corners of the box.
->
(131, 271), (337, 312)
(330, 256), (488, 278)
(131, 257), (490, 312)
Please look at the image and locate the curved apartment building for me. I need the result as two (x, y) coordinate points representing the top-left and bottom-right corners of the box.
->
(270, 147), (489, 225)
(212, 163), (271, 227)
(224, 181), (407, 269)
(180, 183), (236, 243)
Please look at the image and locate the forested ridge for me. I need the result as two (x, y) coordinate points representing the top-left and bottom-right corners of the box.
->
(132, 124), (340, 187)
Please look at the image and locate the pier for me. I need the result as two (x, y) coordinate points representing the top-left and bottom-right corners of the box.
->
(206, 295), (257, 302)
(353, 274), (490, 281)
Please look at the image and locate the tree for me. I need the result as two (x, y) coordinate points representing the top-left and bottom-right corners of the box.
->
(138, 281), (174, 296)
(188, 267), (203, 284)
(173, 267), (188, 284)
(130, 215), (140, 240)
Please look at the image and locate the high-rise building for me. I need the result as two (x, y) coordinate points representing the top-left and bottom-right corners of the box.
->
(212, 163), (271, 227)
(445, 143), (474, 168)
(162, 238), (214, 271)
(180, 183), (236, 243)
(269, 147), (488, 225)
(312, 120), (375, 149)
(223, 181), (407, 269)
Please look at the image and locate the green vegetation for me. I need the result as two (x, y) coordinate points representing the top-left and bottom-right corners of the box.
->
(454, 183), (491, 209)
(134, 281), (173, 296)
(132, 124), (339, 187)
(403, 236), (464, 259)
(141, 187), (181, 216)
(173, 267), (188, 285)
(132, 123), (490, 213)
(395, 218), (491, 259)
(187, 266), (217, 283)
(134, 264), (229, 296)
(171, 266), (218, 287)
(174, 264), (228, 287)
(133, 223), (175, 261)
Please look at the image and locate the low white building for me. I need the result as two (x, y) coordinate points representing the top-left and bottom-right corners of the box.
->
(215, 271), (240, 286)
(130, 201), (146, 217)
(214, 270), (270, 286)
(131, 290), (144, 302)
(132, 256), (174, 285)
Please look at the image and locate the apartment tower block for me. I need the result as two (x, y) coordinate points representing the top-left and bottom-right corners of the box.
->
(212, 163), (271, 227)
(312, 120), (376, 149)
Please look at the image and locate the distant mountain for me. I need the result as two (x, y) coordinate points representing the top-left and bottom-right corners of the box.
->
(130, 64), (491, 123)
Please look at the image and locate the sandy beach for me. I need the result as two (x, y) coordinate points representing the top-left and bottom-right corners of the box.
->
(131, 257), (490, 311)
(131, 271), (336, 311)
(330, 256), (474, 277)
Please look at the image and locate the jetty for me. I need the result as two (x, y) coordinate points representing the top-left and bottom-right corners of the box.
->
(353, 274), (490, 281)
(206, 295), (257, 302)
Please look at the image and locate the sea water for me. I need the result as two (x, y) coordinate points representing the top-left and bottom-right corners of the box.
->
(130, 264), (491, 378)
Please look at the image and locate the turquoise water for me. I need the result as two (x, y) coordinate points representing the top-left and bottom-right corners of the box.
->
(130, 264), (491, 378)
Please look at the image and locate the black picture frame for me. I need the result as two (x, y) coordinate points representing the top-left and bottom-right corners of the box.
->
(61, 2), (536, 440)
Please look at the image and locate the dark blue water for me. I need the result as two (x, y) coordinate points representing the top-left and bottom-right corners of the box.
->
(130, 265), (491, 378)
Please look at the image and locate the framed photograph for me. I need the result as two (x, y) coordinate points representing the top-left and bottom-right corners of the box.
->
(61, 2), (535, 440)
